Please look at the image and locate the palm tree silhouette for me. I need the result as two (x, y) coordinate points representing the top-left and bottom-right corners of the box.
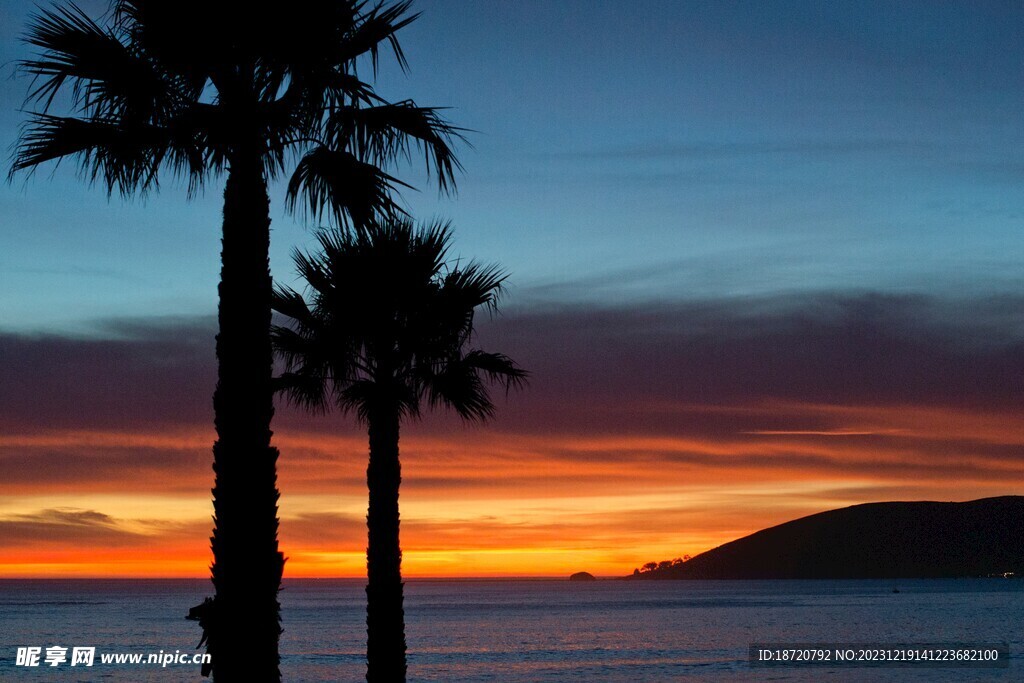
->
(10, 2), (460, 678)
(271, 220), (525, 682)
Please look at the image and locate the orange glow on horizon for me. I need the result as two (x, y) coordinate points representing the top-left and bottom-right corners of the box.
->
(2, 401), (1022, 578)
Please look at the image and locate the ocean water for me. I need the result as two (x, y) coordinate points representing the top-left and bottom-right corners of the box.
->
(1, 578), (1021, 681)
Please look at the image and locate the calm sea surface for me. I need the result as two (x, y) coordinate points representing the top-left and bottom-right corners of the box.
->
(1, 578), (1021, 681)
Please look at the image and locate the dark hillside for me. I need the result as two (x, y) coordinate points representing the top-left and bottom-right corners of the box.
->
(630, 497), (1024, 579)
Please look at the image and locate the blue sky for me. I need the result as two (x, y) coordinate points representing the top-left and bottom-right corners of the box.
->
(2, 1), (1024, 580)
(1, 0), (1022, 331)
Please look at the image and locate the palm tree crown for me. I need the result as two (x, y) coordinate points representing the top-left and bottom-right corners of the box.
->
(272, 219), (526, 421)
(12, 0), (462, 220)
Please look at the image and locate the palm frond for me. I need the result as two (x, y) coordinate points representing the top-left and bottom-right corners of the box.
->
(273, 369), (331, 414)
(272, 278), (375, 416)
(10, 113), (204, 195)
(21, 3), (120, 111)
(421, 350), (526, 421)
(12, 3), (214, 193)
(340, 380), (387, 421)
(409, 218), (452, 270)
(286, 145), (411, 228)
(462, 350), (529, 391)
(422, 354), (494, 421)
(323, 72), (383, 108)
(326, 101), (465, 193)
(339, 0), (418, 74)
(271, 286), (318, 332)
(21, 3), (200, 120)
(442, 263), (508, 313)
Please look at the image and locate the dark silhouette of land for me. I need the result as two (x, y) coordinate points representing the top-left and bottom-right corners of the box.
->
(629, 496), (1024, 580)
(569, 571), (597, 581)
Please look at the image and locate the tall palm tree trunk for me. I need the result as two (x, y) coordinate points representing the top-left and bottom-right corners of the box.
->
(208, 146), (284, 681)
(366, 406), (407, 682)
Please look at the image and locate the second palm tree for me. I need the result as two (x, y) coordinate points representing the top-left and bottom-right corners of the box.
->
(271, 219), (525, 682)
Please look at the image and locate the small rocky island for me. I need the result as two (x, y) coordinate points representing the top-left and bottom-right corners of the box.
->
(569, 571), (596, 581)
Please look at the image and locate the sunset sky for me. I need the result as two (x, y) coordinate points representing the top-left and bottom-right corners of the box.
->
(1, 1), (1022, 578)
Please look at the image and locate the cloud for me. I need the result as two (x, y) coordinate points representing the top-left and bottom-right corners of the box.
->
(2, 265), (150, 285)
(2, 291), (1019, 436)
(542, 139), (933, 163)
(0, 438), (210, 494)
(478, 291), (1024, 431)
(281, 512), (365, 546)
(0, 321), (214, 431)
(0, 505), (214, 549)
(0, 508), (142, 547)
(0, 291), (1021, 499)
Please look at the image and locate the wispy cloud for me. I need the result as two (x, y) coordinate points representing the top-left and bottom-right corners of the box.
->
(540, 139), (934, 163)
(0, 508), (144, 547)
